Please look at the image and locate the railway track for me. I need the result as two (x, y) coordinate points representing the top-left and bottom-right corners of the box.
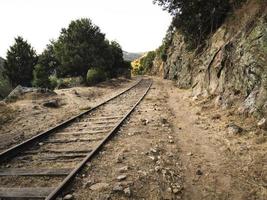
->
(0, 78), (152, 200)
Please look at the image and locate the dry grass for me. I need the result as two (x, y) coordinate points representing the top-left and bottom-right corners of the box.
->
(0, 102), (16, 126)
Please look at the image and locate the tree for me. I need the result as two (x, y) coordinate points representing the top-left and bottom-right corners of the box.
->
(32, 44), (59, 88)
(4, 36), (37, 86)
(153, 0), (231, 48)
(51, 18), (130, 80)
(110, 41), (124, 68)
(54, 18), (108, 77)
(107, 41), (124, 77)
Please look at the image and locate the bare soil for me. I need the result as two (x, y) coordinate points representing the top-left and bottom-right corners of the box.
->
(0, 78), (135, 151)
(0, 77), (266, 200)
(64, 77), (266, 200)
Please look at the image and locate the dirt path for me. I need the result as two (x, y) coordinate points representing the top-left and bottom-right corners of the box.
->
(166, 78), (266, 200)
(65, 77), (266, 199)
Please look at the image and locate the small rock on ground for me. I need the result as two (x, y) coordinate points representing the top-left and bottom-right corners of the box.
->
(211, 114), (221, 120)
(89, 182), (109, 191)
(117, 174), (127, 181)
(113, 183), (124, 192)
(124, 187), (131, 196)
(160, 117), (168, 124)
(118, 166), (128, 173)
(257, 118), (267, 130)
(227, 123), (243, 135)
(63, 194), (73, 200)
(141, 119), (149, 125)
(43, 99), (60, 108)
(196, 169), (203, 176)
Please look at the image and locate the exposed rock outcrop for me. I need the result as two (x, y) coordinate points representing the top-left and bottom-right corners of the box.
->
(151, 1), (267, 117)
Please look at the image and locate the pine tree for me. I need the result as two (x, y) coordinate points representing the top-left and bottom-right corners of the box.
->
(4, 36), (37, 87)
(53, 18), (107, 77)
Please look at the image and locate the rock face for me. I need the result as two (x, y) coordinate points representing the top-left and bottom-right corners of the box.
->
(150, 1), (267, 117)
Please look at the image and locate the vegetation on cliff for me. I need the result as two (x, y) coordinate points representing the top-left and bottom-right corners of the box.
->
(153, 0), (232, 49)
(149, 0), (267, 118)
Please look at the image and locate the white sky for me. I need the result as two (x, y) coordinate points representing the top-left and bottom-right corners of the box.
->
(0, 0), (172, 58)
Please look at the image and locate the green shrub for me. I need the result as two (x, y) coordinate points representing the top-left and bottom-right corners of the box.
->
(49, 75), (59, 89)
(32, 64), (51, 89)
(48, 75), (83, 89)
(86, 68), (106, 85)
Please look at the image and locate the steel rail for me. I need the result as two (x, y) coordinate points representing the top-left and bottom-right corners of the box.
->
(46, 80), (152, 200)
(0, 78), (142, 163)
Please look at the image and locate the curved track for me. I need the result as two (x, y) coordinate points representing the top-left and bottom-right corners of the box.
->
(0, 78), (152, 200)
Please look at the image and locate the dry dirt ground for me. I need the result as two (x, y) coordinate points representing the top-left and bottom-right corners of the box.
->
(64, 77), (266, 200)
(0, 78), (135, 151)
(0, 77), (266, 200)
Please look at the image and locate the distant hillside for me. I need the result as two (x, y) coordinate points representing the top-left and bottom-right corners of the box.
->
(0, 57), (12, 99)
(123, 51), (144, 61)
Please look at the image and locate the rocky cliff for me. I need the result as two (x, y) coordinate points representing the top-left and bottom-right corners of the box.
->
(151, 0), (267, 118)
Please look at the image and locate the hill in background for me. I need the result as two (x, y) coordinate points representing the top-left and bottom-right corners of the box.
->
(123, 51), (144, 61)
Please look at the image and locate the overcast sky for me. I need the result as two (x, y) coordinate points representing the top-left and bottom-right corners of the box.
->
(0, 0), (172, 58)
